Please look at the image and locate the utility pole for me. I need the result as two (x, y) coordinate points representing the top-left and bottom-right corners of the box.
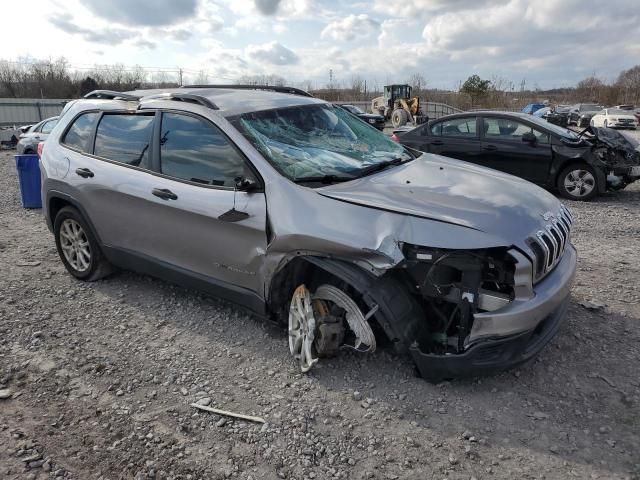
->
(178, 68), (183, 87)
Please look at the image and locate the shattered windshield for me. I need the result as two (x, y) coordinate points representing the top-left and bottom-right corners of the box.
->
(234, 104), (412, 182)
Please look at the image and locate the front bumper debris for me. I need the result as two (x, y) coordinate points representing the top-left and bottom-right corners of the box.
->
(409, 245), (576, 382)
(409, 294), (569, 382)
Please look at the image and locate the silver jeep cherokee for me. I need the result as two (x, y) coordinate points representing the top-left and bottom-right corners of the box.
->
(41, 86), (577, 381)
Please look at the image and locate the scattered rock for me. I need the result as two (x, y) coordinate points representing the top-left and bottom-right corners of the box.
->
(16, 260), (41, 267)
(579, 300), (606, 311)
(530, 411), (550, 420)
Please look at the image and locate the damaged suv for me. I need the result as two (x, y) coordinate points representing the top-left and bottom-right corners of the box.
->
(41, 86), (577, 382)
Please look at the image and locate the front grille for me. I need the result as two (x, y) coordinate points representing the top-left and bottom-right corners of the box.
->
(528, 206), (572, 281)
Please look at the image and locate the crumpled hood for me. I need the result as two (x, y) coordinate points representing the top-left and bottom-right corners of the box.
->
(318, 154), (563, 249)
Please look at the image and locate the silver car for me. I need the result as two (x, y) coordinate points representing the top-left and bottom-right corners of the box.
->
(17, 116), (58, 154)
(40, 86), (577, 381)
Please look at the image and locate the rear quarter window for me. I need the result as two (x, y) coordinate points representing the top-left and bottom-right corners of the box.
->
(62, 112), (100, 153)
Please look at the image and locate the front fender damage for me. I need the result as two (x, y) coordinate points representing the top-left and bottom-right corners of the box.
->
(261, 183), (543, 382)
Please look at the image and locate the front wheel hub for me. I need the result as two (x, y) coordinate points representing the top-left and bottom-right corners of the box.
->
(288, 285), (318, 373)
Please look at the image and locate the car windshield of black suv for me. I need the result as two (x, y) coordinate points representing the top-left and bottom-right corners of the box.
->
(235, 104), (412, 182)
(344, 105), (364, 114)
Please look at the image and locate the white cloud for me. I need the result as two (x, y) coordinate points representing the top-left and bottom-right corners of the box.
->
(373, 0), (508, 17)
(321, 14), (380, 42)
(245, 41), (299, 65)
(82, 0), (199, 26)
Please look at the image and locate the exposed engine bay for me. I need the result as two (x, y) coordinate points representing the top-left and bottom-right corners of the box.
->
(575, 127), (640, 189)
(401, 246), (515, 354)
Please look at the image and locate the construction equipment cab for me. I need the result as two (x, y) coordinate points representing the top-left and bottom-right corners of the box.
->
(371, 84), (427, 128)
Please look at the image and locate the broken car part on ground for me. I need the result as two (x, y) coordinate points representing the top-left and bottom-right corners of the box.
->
(41, 86), (577, 382)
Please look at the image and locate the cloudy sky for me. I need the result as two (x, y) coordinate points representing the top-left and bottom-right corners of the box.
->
(3, 0), (639, 89)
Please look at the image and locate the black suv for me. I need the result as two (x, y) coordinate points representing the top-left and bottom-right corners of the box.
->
(338, 104), (385, 130)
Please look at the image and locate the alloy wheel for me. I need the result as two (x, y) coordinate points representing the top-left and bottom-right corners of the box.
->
(59, 218), (91, 272)
(564, 169), (595, 198)
(288, 285), (318, 372)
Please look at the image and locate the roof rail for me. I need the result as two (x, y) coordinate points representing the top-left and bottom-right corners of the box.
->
(183, 84), (313, 98)
(84, 90), (140, 101)
(140, 92), (219, 110)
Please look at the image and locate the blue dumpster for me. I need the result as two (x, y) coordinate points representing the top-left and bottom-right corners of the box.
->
(15, 154), (42, 208)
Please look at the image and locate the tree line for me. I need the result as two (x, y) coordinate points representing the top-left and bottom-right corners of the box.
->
(1, 57), (639, 111)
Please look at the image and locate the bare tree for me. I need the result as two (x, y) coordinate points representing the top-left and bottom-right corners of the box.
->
(407, 73), (427, 97)
(616, 66), (640, 104)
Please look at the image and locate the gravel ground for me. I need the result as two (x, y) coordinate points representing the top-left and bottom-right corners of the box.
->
(1, 148), (639, 480)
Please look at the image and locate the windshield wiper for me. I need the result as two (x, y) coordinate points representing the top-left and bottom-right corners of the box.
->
(292, 174), (355, 184)
(354, 157), (409, 179)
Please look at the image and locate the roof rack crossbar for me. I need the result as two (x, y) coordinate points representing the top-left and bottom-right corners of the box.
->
(182, 84), (313, 98)
(140, 92), (219, 110)
(84, 90), (140, 101)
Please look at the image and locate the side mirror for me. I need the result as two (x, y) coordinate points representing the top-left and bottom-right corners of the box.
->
(234, 176), (258, 192)
(522, 132), (537, 144)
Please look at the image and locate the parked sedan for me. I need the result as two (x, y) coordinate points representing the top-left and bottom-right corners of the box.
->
(338, 104), (385, 130)
(16, 116), (58, 154)
(590, 109), (638, 129)
(394, 111), (640, 201)
(567, 104), (601, 127)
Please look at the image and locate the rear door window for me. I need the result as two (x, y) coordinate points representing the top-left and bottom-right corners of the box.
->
(94, 114), (154, 168)
(159, 113), (248, 187)
(62, 112), (100, 153)
(483, 118), (549, 144)
(431, 117), (477, 137)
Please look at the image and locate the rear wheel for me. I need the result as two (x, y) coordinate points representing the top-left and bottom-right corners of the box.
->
(557, 164), (598, 201)
(54, 206), (113, 281)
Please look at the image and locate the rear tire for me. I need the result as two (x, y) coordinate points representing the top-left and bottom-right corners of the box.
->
(54, 206), (113, 281)
(557, 164), (598, 201)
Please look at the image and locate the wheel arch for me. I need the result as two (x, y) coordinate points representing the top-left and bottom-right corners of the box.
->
(266, 255), (425, 353)
(46, 191), (104, 245)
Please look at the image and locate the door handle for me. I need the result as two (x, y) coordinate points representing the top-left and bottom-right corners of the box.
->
(75, 168), (94, 178)
(482, 145), (498, 151)
(431, 140), (443, 146)
(152, 188), (178, 200)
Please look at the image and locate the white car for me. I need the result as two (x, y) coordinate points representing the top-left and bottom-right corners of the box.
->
(590, 109), (638, 129)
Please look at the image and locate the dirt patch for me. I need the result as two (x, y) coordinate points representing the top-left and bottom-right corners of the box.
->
(1, 149), (639, 479)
